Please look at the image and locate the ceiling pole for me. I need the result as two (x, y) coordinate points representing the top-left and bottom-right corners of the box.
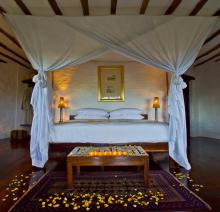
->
(213, 9), (220, 16)
(48, 0), (63, 15)
(111, 0), (117, 15)
(139, 0), (149, 15)
(80, 0), (89, 16)
(0, 27), (21, 48)
(0, 51), (30, 69)
(203, 29), (220, 45)
(164, 0), (182, 15)
(14, 0), (32, 15)
(0, 6), (6, 14)
(0, 42), (30, 63)
(189, 0), (208, 16)
(196, 44), (220, 61)
(194, 52), (220, 67)
(0, 59), (7, 63)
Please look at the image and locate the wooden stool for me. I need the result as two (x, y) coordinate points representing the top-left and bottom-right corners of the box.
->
(10, 130), (29, 142)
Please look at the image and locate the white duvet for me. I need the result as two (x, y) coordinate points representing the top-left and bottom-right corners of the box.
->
(51, 120), (169, 143)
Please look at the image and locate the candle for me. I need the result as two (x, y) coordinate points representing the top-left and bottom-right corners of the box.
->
(123, 151), (127, 156)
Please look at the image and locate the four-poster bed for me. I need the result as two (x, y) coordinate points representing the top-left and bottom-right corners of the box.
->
(4, 14), (217, 170)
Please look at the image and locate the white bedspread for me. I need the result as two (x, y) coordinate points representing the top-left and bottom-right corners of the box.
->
(51, 120), (168, 143)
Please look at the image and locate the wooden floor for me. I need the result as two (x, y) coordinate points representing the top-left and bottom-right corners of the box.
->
(0, 137), (220, 211)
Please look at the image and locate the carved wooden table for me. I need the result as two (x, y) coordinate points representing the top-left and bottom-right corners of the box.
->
(67, 145), (149, 188)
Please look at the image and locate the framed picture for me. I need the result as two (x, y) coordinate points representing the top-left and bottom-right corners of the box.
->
(98, 65), (125, 102)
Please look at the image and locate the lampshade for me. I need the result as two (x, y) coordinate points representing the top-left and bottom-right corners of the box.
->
(153, 97), (160, 108)
(58, 97), (66, 109)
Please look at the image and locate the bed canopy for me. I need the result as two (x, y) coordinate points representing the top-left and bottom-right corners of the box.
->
(5, 14), (217, 170)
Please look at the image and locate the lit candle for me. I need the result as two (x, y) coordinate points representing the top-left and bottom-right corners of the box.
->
(123, 152), (127, 156)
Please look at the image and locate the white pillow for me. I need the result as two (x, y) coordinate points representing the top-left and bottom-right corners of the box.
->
(75, 108), (109, 116)
(109, 114), (143, 120)
(110, 108), (144, 116)
(75, 115), (109, 120)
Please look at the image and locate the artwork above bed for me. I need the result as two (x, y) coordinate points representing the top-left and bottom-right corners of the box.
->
(98, 65), (124, 102)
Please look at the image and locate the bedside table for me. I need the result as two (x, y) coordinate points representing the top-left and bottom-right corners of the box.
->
(69, 115), (76, 120)
(141, 114), (148, 120)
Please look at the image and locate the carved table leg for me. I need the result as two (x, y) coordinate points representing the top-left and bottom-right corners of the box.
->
(67, 161), (73, 188)
(144, 158), (149, 187)
(76, 166), (80, 176)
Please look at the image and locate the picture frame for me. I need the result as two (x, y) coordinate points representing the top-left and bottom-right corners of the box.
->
(98, 65), (125, 102)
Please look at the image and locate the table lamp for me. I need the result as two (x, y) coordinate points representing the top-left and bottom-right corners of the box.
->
(58, 97), (66, 123)
(153, 97), (160, 121)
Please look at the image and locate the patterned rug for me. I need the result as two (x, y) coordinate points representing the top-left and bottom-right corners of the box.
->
(10, 170), (211, 211)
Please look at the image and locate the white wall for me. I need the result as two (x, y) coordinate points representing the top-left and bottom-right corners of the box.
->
(189, 62), (220, 139)
(53, 61), (168, 122)
(0, 62), (32, 139)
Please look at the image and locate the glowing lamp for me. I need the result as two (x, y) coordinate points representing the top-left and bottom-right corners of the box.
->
(153, 97), (160, 121)
(58, 97), (66, 123)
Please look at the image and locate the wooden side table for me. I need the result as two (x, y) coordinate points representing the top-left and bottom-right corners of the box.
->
(67, 146), (149, 188)
(141, 114), (148, 120)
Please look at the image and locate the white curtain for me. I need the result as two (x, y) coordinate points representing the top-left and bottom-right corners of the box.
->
(6, 15), (108, 167)
(6, 15), (217, 169)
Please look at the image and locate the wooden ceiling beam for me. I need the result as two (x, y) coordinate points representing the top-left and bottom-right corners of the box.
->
(48, 0), (63, 15)
(14, 0), (32, 15)
(140, 0), (149, 15)
(203, 29), (220, 45)
(0, 6), (6, 14)
(0, 42), (30, 64)
(213, 9), (220, 16)
(194, 52), (220, 67)
(80, 0), (89, 16)
(196, 44), (220, 61)
(0, 27), (21, 48)
(111, 0), (117, 15)
(189, 0), (208, 16)
(0, 51), (30, 69)
(0, 59), (7, 63)
(164, 0), (182, 15)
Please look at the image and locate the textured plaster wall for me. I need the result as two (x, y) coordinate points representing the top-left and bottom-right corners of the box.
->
(0, 62), (32, 139)
(53, 61), (168, 122)
(189, 62), (220, 139)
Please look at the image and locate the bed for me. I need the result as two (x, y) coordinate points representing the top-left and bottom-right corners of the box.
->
(51, 119), (169, 144)
(49, 107), (170, 160)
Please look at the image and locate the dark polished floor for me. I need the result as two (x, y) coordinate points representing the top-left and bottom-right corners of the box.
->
(188, 137), (220, 211)
(0, 137), (220, 211)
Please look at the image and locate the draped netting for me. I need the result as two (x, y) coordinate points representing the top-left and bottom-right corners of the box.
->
(6, 14), (217, 169)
